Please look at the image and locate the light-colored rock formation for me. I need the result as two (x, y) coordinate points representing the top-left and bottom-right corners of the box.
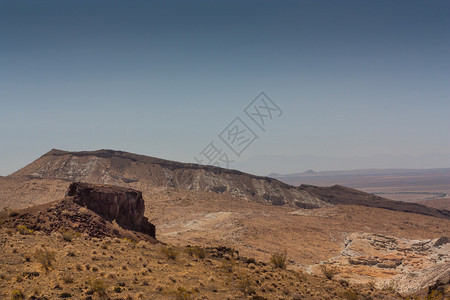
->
(313, 232), (449, 295)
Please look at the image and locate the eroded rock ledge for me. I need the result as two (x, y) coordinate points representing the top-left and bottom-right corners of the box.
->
(66, 182), (155, 238)
(0, 182), (156, 241)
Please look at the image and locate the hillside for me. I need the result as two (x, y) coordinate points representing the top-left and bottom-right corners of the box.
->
(1, 151), (450, 297)
(9, 149), (450, 219)
(11, 149), (327, 209)
(0, 227), (408, 300)
(1, 183), (407, 299)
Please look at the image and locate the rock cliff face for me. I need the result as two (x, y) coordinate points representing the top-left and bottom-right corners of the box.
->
(0, 182), (156, 241)
(66, 182), (155, 237)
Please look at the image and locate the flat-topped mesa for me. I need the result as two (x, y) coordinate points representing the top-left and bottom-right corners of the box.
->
(66, 182), (155, 238)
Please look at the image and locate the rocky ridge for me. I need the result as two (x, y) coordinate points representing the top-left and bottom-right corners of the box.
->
(10, 149), (450, 219)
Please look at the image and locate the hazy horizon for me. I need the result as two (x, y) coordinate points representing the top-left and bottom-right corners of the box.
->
(1, 1), (450, 176)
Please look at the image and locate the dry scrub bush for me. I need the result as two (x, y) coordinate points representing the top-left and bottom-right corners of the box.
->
(270, 250), (287, 269)
(11, 289), (25, 300)
(185, 246), (207, 259)
(161, 246), (179, 260)
(173, 287), (194, 300)
(89, 278), (107, 298)
(61, 273), (74, 284)
(59, 228), (80, 242)
(122, 238), (138, 248)
(184, 246), (194, 257)
(193, 246), (207, 259)
(321, 265), (337, 280)
(237, 273), (256, 295)
(221, 258), (235, 273)
(342, 289), (359, 300)
(78, 206), (89, 214)
(34, 246), (56, 272)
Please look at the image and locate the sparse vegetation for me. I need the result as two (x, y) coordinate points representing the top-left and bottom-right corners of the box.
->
(61, 273), (74, 284)
(424, 290), (445, 299)
(78, 206), (89, 214)
(173, 287), (194, 300)
(184, 245), (194, 256)
(221, 257), (235, 273)
(11, 289), (25, 300)
(185, 245), (207, 259)
(270, 250), (287, 269)
(17, 225), (33, 235)
(161, 246), (179, 260)
(89, 278), (107, 297)
(382, 281), (397, 293)
(237, 273), (256, 295)
(34, 246), (56, 272)
(0, 228), (410, 300)
(59, 228), (80, 242)
(342, 289), (359, 300)
(122, 237), (138, 245)
(321, 265), (337, 280)
(193, 246), (207, 259)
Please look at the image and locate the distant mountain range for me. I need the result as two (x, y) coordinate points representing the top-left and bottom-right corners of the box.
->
(232, 154), (450, 176)
(270, 167), (450, 178)
(269, 167), (450, 211)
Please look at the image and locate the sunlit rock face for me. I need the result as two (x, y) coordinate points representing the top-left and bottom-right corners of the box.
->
(67, 182), (155, 238)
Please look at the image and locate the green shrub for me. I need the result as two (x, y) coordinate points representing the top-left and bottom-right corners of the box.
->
(270, 251), (287, 269)
(122, 238), (138, 244)
(34, 246), (56, 272)
(17, 225), (33, 235)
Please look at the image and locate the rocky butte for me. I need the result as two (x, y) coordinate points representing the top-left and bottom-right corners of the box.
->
(66, 182), (156, 238)
(1, 182), (156, 241)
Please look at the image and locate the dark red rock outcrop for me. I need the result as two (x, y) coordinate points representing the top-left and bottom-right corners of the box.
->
(0, 182), (156, 241)
(66, 182), (155, 238)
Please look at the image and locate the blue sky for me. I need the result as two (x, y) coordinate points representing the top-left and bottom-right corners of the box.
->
(1, 0), (450, 176)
